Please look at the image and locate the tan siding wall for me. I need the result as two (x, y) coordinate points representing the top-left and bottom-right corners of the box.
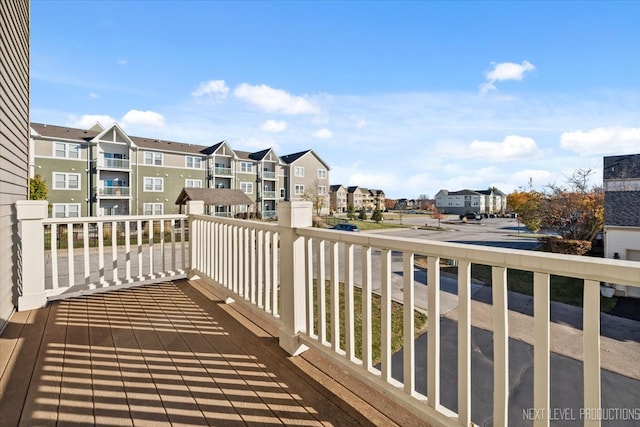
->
(0, 0), (29, 330)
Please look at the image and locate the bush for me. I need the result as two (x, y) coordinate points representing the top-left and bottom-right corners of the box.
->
(312, 216), (325, 228)
(539, 237), (592, 255)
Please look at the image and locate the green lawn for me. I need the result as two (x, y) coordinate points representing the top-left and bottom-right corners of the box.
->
(313, 281), (427, 365)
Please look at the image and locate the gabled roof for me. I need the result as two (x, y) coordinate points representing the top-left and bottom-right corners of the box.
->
(30, 122), (100, 142)
(175, 188), (254, 206)
(91, 122), (135, 147)
(248, 148), (272, 161)
(330, 184), (345, 192)
(280, 149), (330, 170)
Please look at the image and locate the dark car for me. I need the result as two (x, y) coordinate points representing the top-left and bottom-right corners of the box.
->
(332, 223), (360, 232)
(460, 213), (482, 220)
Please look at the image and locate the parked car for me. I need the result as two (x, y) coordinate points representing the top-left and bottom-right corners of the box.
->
(332, 223), (360, 232)
(460, 213), (482, 220)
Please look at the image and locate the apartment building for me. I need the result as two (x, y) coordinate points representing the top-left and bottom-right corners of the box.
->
(341, 186), (385, 211)
(281, 150), (331, 215)
(30, 121), (329, 219)
(329, 184), (348, 213)
(435, 188), (507, 215)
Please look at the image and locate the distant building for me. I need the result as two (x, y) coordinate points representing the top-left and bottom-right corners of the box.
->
(603, 154), (640, 298)
(435, 188), (507, 215)
(280, 150), (331, 215)
(329, 184), (347, 213)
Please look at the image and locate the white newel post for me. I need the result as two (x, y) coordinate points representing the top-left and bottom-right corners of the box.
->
(16, 200), (49, 311)
(186, 200), (205, 279)
(278, 201), (312, 355)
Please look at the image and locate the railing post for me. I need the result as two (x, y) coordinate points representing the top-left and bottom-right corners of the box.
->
(186, 200), (204, 279)
(278, 201), (312, 355)
(16, 200), (49, 311)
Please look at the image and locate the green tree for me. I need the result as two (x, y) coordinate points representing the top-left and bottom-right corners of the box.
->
(346, 204), (356, 220)
(29, 174), (48, 200)
(358, 208), (367, 221)
(371, 208), (383, 223)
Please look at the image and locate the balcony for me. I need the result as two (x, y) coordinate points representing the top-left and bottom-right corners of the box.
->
(214, 166), (233, 176)
(97, 185), (130, 197)
(262, 190), (277, 199)
(99, 156), (130, 169)
(6, 200), (640, 427)
(262, 171), (277, 180)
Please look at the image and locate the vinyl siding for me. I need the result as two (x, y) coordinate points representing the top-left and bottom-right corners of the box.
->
(0, 0), (29, 330)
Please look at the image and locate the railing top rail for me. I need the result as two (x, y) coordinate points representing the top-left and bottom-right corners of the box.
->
(190, 213), (279, 232)
(298, 227), (640, 288)
(43, 214), (188, 225)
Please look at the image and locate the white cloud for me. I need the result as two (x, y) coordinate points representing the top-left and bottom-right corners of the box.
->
(560, 127), (640, 156)
(480, 60), (535, 94)
(89, 93), (99, 99)
(121, 110), (165, 127)
(117, 58), (128, 65)
(191, 80), (229, 98)
(236, 137), (280, 152)
(234, 83), (320, 114)
(261, 120), (287, 133)
(70, 114), (116, 129)
(509, 169), (555, 190)
(451, 135), (541, 162)
(355, 119), (367, 129)
(313, 128), (332, 139)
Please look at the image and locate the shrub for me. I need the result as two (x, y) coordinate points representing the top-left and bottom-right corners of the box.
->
(539, 237), (592, 255)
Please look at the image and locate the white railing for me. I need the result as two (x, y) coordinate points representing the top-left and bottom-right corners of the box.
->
(262, 171), (277, 180)
(17, 201), (188, 304)
(97, 185), (130, 196)
(100, 157), (130, 169)
(16, 200), (640, 427)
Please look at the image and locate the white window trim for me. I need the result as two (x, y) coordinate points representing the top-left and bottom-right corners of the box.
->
(143, 177), (164, 192)
(185, 156), (202, 169)
(295, 166), (304, 177)
(143, 203), (164, 215)
(144, 151), (163, 166)
(53, 172), (81, 190)
(318, 169), (327, 179)
(294, 184), (305, 195)
(52, 203), (81, 218)
(185, 179), (203, 188)
(53, 142), (81, 159)
(240, 182), (253, 194)
(239, 162), (253, 173)
(318, 185), (327, 195)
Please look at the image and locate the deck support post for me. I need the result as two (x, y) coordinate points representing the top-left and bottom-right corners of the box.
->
(186, 200), (204, 279)
(278, 201), (312, 355)
(16, 200), (49, 311)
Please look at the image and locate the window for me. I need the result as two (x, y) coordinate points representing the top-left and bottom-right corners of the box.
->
(143, 203), (163, 215)
(53, 172), (80, 190)
(318, 169), (327, 179)
(280, 188), (286, 198)
(239, 162), (253, 173)
(144, 177), (163, 192)
(144, 152), (163, 165)
(240, 182), (253, 194)
(295, 166), (304, 177)
(295, 184), (304, 195)
(318, 185), (326, 195)
(54, 142), (80, 159)
(186, 156), (202, 169)
(53, 204), (80, 218)
(185, 179), (202, 188)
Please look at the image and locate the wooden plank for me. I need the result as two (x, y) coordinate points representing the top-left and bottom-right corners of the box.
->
(457, 260), (471, 426)
(403, 252), (415, 394)
(533, 272), (550, 427)
(492, 266), (509, 426)
(427, 256), (440, 408)
(583, 279), (601, 427)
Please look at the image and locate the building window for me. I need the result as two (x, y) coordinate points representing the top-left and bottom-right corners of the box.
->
(294, 184), (304, 195)
(143, 203), (164, 215)
(144, 152), (163, 166)
(318, 185), (326, 195)
(239, 162), (252, 173)
(185, 179), (202, 188)
(318, 169), (327, 179)
(295, 166), (304, 177)
(53, 172), (80, 190)
(53, 203), (80, 218)
(144, 177), (163, 192)
(186, 156), (202, 169)
(240, 182), (253, 194)
(54, 142), (80, 159)
(280, 188), (286, 198)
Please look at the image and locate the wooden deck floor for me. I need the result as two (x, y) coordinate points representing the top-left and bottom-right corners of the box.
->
(0, 279), (425, 427)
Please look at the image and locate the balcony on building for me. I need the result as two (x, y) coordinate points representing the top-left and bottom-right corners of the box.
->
(99, 152), (130, 170)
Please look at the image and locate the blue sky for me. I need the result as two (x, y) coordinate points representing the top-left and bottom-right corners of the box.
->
(30, 1), (640, 199)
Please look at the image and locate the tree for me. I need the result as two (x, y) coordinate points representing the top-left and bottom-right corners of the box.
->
(29, 174), (48, 200)
(371, 208), (383, 223)
(507, 190), (543, 232)
(430, 207), (445, 227)
(417, 194), (430, 210)
(358, 208), (367, 221)
(346, 204), (356, 220)
(303, 179), (328, 216)
(384, 198), (396, 211)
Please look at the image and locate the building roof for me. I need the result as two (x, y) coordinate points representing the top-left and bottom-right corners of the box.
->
(175, 188), (254, 206)
(329, 184), (345, 192)
(604, 154), (640, 180)
(280, 149), (331, 170)
(31, 122), (222, 156)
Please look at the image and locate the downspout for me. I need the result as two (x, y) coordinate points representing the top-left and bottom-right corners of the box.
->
(136, 148), (139, 215)
(87, 144), (91, 216)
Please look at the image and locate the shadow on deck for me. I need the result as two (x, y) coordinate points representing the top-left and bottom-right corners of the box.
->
(0, 279), (427, 426)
